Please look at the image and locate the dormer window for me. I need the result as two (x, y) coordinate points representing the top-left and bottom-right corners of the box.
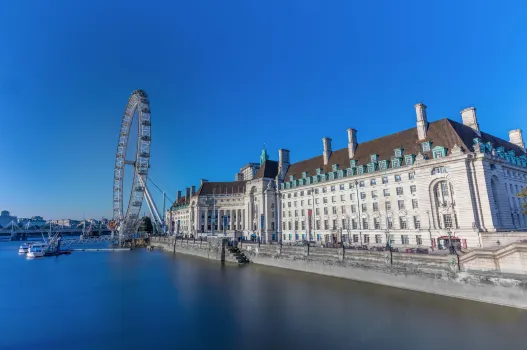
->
(316, 168), (322, 175)
(350, 160), (357, 168)
(404, 155), (415, 166)
(347, 168), (354, 177)
(367, 163), (376, 173)
(432, 146), (447, 159)
(485, 142), (493, 153)
(302, 172), (308, 178)
(391, 158), (401, 168)
(289, 175), (294, 181)
(379, 160), (388, 171)
(508, 150), (516, 157)
(370, 154), (378, 163)
(496, 146), (505, 154)
(394, 148), (403, 158)
(422, 141), (431, 152)
(357, 165), (364, 175)
(331, 164), (339, 172)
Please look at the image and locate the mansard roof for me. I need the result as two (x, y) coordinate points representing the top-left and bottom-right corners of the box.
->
(255, 160), (279, 179)
(285, 118), (526, 180)
(194, 181), (247, 196)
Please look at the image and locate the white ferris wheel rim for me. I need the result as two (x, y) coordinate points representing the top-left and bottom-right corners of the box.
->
(112, 90), (151, 234)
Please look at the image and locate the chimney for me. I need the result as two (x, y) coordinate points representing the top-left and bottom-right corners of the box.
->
(176, 191), (182, 201)
(322, 137), (332, 165)
(278, 148), (290, 180)
(185, 187), (191, 200)
(415, 103), (428, 141)
(508, 129), (525, 151)
(347, 128), (357, 159)
(200, 179), (208, 186)
(461, 107), (480, 135)
(191, 185), (196, 196)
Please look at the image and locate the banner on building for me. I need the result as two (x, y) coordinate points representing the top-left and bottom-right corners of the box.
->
(261, 214), (265, 230)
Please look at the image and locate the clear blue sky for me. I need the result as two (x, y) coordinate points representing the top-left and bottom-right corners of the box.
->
(1, 0), (527, 220)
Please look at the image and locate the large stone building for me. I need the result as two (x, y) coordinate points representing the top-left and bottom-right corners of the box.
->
(166, 103), (527, 248)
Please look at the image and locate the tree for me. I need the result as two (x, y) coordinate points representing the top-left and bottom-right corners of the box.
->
(138, 216), (153, 233)
(518, 187), (527, 214)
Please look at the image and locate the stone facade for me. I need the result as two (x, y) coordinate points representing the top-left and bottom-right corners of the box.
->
(166, 103), (527, 248)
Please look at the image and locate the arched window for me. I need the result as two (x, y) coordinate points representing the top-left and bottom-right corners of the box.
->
(431, 180), (458, 229)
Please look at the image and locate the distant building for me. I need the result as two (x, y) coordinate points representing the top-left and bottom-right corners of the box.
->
(0, 210), (18, 228)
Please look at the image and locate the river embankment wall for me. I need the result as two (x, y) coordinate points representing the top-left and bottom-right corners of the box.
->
(150, 238), (527, 309)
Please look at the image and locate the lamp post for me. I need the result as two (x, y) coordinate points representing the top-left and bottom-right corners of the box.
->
(426, 210), (434, 251)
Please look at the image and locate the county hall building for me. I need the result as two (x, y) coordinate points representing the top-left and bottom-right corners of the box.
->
(166, 103), (527, 249)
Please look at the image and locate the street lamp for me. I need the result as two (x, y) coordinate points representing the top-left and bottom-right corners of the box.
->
(426, 210), (434, 251)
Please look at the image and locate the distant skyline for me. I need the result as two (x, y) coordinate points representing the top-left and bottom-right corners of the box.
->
(2, 0), (527, 219)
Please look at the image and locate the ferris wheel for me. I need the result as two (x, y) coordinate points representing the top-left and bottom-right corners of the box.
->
(112, 90), (152, 235)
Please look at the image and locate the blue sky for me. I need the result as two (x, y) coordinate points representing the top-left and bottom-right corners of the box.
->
(1, 0), (527, 220)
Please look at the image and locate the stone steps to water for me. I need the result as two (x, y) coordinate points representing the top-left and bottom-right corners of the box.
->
(228, 247), (250, 264)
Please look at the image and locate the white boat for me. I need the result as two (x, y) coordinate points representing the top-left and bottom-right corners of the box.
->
(18, 243), (31, 254)
(27, 243), (48, 259)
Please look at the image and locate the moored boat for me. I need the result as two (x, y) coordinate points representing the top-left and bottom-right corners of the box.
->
(26, 243), (47, 259)
(18, 243), (31, 254)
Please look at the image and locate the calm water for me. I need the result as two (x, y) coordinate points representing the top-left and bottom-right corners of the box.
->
(1, 241), (526, 350)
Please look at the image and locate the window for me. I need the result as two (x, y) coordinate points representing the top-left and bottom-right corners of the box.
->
(340, 194), (345, 201)
(361, 203), (368, 212)
(294, 192), (298, 197)
(358, 166), (364, 175)
(443, 214), (453, 228)
(383, 189), (390, 196)
(398, 200), (405, 210)
(294, 210), (298, 217)
(414, 216), (421, 229)
(422, 141), (431, 152)
(433, 150), (444, 158)
(405, 155), (414, 166)
(370, 154), (378, 162)
(441, 182), (449, 197)
(331, 185), (336, 192)
(294, 201), (297, 207)
(349, 183), (354, 189)
(373, 202), (379, 212)
(332, 219), (337, 230)
(315, 198), (320, 204)
(395, 175), (402, 182)
(288, 202), (291, 208)
(392, 158), (401, 168)
(374, 217), (381, 229)
(323, 197), (328, 204)
(394, 148), (403, 157)
(341, 205), (346, 214)
(294, 222), (298, 230)
(301, 221), (306, 230)
(385, 201), (391, 211)
(282, 222), (286, 230)
(353, 234), (358, 242)
(322, 187), (327, 193)
(382, 176), (389, 184)
(315, 208), (320, 215)
(396, 187), (403, 195)
(331, 196), (336, 203)
(379, 160), (388, 170)
(410, 185), (416, 194)
(301, 209), (305, 216)
(324, 220), (329, 230)
(339, 184), (345, 190)
(375, 234), (382, 244)
(412, 199), (419, 209)
(350, 193), (356, 201)
(416, 235), (423, 245)
(316, 220), (320, 230)
(432, 146), (447, 159)
(323, 207), (328, 215)
(367, 163), (375, 173)
(399, 217), (407, 229)
(371, 190), (378, 199)
(308, 199), (312, 205)
(360, 192), (366, 200)
(332, 207), (337, 215)
(362, 218), (369, 229)
(364, 234), (370, 243)
(315, 188), (319, 194)
(401, 234), (409, 244)
(351, 205), (356, 213)
(342, 219), (347, 229)
(359, 181), (365, 187)
(288, 222), (292, 230)
(371, 179), (377, 185)
(408, 172), (415, 180)
(387, 218), (393, 229)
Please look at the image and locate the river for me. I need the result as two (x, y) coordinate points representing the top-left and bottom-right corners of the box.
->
(1, 240), (526, 350)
